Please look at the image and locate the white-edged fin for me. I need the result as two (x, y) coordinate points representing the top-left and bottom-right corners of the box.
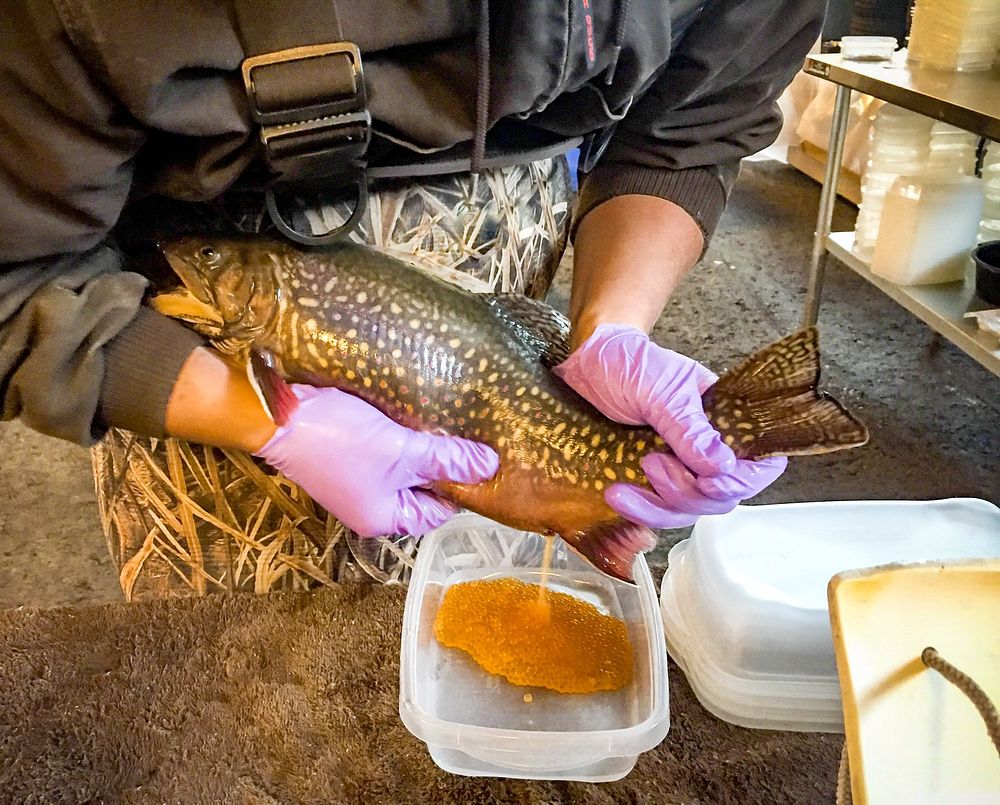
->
(563, 520), (658, 584)
(248, 348), (299, 427)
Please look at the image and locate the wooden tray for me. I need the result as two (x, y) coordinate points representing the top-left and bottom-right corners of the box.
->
(829, 559), (1000, 804)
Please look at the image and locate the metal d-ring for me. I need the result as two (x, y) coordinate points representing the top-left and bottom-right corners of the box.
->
(264, 175), (369, 246)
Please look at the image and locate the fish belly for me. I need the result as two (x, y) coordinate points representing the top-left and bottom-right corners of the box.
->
(434, 469), (621, 539)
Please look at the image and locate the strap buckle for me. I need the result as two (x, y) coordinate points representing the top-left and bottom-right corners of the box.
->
(241, 42), (371, 184)
(579, 123), (619, 173)
(265, 176), (369, 247)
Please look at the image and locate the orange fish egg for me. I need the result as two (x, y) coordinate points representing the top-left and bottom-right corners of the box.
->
(433, 577), (634, 694)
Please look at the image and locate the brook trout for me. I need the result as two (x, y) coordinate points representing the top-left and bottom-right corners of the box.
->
(153, 236), (868, 582)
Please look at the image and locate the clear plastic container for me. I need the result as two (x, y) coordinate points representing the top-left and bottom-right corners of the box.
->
(926, 122), (979, 175)
(853, 104), (933, 260)
(840, 36), (897, 62)
(399, 513), (669, 782)
(659, 498), (1000, 733)
(980, 140), (1000, 243)
(870, 172), (984, 285)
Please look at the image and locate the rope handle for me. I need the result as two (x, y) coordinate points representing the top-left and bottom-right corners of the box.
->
(921, 647), (1000, 757)
(837, 646), (1000, 805)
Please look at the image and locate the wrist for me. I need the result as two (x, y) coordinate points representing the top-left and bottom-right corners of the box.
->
(243, 416), (280, 455)
(570, 310), (651, 351)
(165, 347), (278, 453)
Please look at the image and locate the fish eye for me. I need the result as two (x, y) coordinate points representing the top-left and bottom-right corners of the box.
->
(200, 246), (219, 261)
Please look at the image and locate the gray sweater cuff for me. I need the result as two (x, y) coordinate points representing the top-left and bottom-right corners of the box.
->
(96, 307), (205, 438)
(573, 163), (728, 253)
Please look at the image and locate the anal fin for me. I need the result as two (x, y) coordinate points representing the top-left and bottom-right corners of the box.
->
(563, 520), (658, 584)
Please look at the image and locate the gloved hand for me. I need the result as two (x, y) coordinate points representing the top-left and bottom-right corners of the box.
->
(254, 384), (499, 537)
(553, 323), (787, 529)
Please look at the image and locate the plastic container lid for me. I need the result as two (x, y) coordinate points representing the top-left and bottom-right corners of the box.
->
(659, 498), (1000, 733)
(399, 513), (670, 782)
(873, 104), (934, 130)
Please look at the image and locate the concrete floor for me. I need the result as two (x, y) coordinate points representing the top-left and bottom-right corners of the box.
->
(1, 161), (998, 610)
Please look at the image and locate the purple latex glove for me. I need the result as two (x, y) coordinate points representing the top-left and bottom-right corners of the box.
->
(553, 323), (787, 529)
(254, 385), (499, 537)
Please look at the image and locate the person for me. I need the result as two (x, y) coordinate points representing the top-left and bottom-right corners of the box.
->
(1, 1), (822, 547)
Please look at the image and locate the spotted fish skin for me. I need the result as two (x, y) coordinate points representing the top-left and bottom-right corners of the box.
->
(155, 236), (868, 582)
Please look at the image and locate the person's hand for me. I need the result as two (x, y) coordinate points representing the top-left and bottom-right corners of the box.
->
(553, 323), (786, 529)
(254, 385), (499, 537)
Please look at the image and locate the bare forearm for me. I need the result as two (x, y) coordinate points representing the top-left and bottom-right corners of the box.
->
(164, 347), (276, 453)
(569, 195), (704, 349)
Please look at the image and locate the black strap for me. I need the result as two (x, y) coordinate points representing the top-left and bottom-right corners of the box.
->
(233, 0), (344, 52)
(229, 2), (581, 245)
(232, 0), (370, 243)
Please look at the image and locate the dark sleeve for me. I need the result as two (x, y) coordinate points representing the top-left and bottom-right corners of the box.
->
(0, 1), (204, 445)
(0, 249), (205, 444)
(574, 0), (825, 247)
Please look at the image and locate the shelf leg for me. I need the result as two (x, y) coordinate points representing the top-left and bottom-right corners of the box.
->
(803, 83), (852, 328)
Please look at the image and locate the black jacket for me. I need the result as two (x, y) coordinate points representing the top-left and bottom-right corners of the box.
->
(0, 0), (825, 444)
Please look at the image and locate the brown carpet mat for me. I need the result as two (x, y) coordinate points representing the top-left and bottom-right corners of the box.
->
(0, 585), (841, 804)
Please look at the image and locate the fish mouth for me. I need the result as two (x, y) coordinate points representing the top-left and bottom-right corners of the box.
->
(153, 241), (225, 329)
(151, 287), (224, 328)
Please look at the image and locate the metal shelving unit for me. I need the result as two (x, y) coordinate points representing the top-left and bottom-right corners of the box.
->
(801, 51), (1000, 377)
(827, 232), (999, 373)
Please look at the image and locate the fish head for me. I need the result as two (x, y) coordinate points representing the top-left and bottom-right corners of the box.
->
(152, 236), (282, 344)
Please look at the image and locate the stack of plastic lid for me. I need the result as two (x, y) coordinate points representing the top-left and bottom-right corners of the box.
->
(853, 104), (933, 260)
(659, 498), (1000, 733)
(926, 123), (979, 175)
(980, 140), (1000, 244)
(908, 0), (1000, 72)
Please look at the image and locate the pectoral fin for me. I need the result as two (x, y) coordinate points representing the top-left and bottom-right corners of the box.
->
(248, 348), (299, 427)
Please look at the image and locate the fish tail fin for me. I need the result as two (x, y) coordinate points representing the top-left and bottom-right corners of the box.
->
(248, 348), (299, 427)
(565, 520), (657, 584)
(701, 327), (869, 459)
